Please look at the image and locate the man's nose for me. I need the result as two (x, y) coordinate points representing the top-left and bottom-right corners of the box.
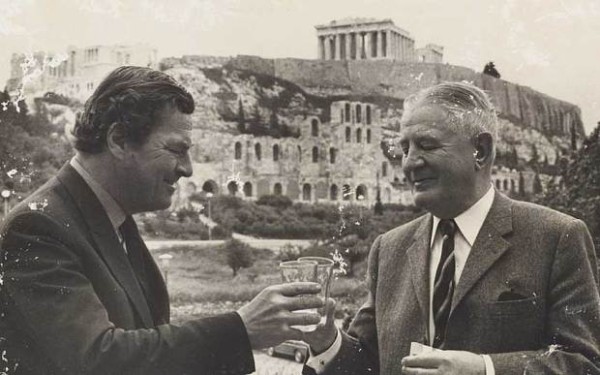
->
(177, 153), (193, 178)
(402, 147), (425, 173)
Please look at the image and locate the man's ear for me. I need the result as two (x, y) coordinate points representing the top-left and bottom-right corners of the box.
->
(106, 122), (128, 159)
(473, 132), (494, 169)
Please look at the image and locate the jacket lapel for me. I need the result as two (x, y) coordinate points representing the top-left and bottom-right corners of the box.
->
(122, 216), (171, 324)
(56, 163), (154, 328)
(406, 214), (433, 326)
(451, 191), (513, 311)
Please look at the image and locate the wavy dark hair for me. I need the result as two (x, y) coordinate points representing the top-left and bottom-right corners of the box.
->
(72, 66), (195, 153)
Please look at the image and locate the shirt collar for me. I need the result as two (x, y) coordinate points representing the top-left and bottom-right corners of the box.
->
(70, 156), (127, 231)
(431, 185), (495, 246)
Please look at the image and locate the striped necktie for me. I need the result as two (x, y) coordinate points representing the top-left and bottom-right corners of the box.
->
(432, 219), (457, 348)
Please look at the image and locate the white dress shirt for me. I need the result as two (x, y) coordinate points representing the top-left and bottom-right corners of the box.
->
(308, 186), (496, 374)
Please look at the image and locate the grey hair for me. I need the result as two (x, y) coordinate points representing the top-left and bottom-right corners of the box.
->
(403, 81), (499, 141)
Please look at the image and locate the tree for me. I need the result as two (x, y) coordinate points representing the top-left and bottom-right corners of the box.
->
(237, 99), (246, 133)
(268, 107), (282, 138)
(247, 106), (267, 136)
(223, 238), (254, 277)
(483, 62), (501, 79)
(374, 188), (383, 216)
(533, 173), (543, 194)
(529, 144), (539, 168)
(534, 124), (600, 253)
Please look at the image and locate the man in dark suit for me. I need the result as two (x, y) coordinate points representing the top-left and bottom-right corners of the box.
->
(0, 66), (323, 374)
(303, 82), (600, 374)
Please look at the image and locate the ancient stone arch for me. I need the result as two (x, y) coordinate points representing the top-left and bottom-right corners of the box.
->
(243, 182), (253, 197)
(330, 184), (339, 200)
(311, 118), (319, 136)
(227, 181), (239, 196)
(302, 184), (312, 201)
(234, 142), (242, 160)
(356, 184), (368, 200)
(255, 142), (262, 161)
(202, 180), (219, 194)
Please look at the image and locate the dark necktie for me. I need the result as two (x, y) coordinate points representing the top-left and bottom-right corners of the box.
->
(119, 216), (148, 296)
(432, 219), (457, 348)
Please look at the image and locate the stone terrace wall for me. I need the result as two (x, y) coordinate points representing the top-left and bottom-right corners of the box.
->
(226, 56), (584, 140)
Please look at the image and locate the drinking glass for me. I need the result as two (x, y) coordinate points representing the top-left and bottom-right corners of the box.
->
(279, 260), (319, 331)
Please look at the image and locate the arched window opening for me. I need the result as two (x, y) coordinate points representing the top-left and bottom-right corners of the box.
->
(311, 119), (319, 136)
(345, 103), (351, 122)
(234, 142), (242, 160)
(273, 144), (280, 161)
(255, 143), (262, 161)
(345, 127), (351, 142)
(312, 147), (319, 163)
(274, 183), (283, 196)
(356, 184), (368, 201)
(227, 181), (239, 196)
(329, 148), (337, 164)
(330, 184), (339, 200)
(302, 184), (312, 201)
(243, 182), (253, 197)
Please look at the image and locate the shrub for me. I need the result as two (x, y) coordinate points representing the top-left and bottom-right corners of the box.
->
(256, 194), (293, 208)
(223, 238), (254, 277)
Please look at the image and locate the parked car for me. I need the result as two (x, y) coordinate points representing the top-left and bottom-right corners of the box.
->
(266, 340), (309, 363)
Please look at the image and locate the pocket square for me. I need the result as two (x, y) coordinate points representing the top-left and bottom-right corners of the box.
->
(497, 290), (528, 301)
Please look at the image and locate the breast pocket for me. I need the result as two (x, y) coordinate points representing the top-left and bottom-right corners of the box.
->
(486, 297), (544, 350)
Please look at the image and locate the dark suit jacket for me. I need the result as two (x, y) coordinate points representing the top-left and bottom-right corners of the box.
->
(306, 191), (600, 375)
(0, 164), (255, 375)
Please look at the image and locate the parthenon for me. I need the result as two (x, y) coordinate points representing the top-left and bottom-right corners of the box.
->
(315, 18), (443, 63)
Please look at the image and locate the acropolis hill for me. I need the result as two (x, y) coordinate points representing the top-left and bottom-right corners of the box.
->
(222, 55), (584, 140)
(158, 53), (582, 206)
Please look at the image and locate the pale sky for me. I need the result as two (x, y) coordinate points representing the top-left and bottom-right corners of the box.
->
(1, 0), (599, 133)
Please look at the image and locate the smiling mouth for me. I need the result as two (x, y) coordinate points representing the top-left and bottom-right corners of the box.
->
(412, 178), (436, 190)
(164, 181), (177, 193)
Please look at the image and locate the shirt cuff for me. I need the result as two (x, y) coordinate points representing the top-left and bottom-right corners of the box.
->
(482, 354), (495, 375)
(306, 329), (342, 373)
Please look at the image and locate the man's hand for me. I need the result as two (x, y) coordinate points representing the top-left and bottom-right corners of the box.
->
(237, 282), (323, 349)
(401, 350), (485, 375)
(302, 298), (337, 354)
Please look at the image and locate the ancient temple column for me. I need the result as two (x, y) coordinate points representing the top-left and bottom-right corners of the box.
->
(345, 33), (352, 60)
(400, 36), (405, 60)
(318, 36), (325, 60)
(376, 30), (383, 58)
(324, 35), (331, 60)
(334, 34), (341, 60)
(356, 32), (363, 60)
(385, 30), (394, 59)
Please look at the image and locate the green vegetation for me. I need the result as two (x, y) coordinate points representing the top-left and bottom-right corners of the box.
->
(205, 195), (423, 241)
(534, 124), (600, 252)
(138, 209), (230, 240)
(224, 238), (254, 276)
(0, 91), (72, 198)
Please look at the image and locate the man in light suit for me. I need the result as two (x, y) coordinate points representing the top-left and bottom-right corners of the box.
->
(0, 66), (324, 374)
(303, 82), (600, 374)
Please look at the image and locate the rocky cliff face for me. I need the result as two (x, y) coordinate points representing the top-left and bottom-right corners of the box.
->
(225, 56), (584, 142)
(160, 55), (579, 167)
